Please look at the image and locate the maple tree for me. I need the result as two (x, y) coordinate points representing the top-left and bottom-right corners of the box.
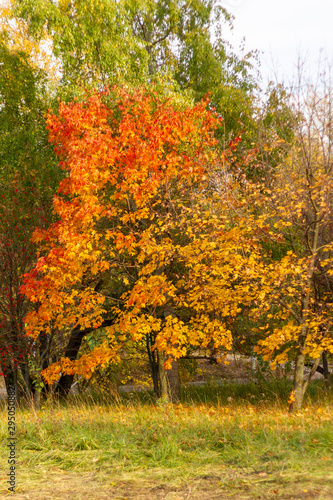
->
(20, 86), (258, 401)
(1, 0), (259, 401)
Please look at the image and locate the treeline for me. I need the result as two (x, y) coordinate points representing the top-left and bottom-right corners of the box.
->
(0, 0), (332, 412)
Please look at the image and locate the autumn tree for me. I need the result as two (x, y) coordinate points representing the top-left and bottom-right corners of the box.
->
(2, 0), (263, 400)
(20, 87), (257, 401)
(241, 73), (333, 411)
(3, 0), (261, 397)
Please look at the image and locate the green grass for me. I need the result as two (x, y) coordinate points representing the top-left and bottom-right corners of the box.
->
(0, 382), (332, 499)
(181, 378), (331, 406)
(72, 377), (328, 407)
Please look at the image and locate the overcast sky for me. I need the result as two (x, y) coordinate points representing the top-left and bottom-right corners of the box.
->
(220, 0), (333, 85)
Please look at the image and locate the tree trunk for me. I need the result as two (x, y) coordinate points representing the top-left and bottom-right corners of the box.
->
(322, 351), (330, 389)
(3, 363), (19, 404)
(158, 351), (169, 402)
(55, 320), (114, 397)
(166, 359), (180, 402)
(290, 351), (305, 412)
(146, 333), (160, 397)
(290, 352), (322, 412)
(55, 326), (86, 396)
(163, 306), (180, 402)
(33, 375), (42, 410)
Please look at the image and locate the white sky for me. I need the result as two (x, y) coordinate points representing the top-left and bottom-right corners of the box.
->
(220, 0), (333, 86)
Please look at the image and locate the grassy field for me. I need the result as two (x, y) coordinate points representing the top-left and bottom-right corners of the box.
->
(0, 381), (332, 499)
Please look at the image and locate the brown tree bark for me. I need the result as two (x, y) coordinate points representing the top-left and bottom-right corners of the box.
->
(322, 351), (330, 389)
(55, 319), (115, 397)
(166, 359), (180, 402)
(158, 351), (169, 402)
(290, 351), (306, 412)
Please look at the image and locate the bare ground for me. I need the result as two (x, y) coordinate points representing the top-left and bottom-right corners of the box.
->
(1, 468), (333, 500)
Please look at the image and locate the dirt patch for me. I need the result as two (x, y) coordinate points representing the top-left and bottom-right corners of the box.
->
(0, 471), (240, 499)
(1, 469), (332, 500)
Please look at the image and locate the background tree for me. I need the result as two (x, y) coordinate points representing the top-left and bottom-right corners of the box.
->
(244, 72), (333, 411)
(0, 36), (61, 400)
(11, 0), (258, 137)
